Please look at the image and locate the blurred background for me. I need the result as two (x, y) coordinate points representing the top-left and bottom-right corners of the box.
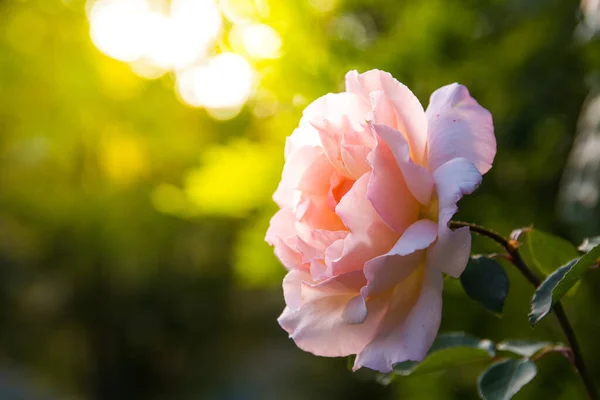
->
(0, 0), (599, 398)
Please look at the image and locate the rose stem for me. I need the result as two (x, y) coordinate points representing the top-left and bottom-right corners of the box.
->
(449, 221), (598, 400)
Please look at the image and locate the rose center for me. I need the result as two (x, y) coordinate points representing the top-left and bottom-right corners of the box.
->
(419, 195), (439, 222)
(328, 173), (355, 209)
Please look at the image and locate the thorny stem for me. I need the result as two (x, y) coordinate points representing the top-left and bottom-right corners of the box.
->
(450, 221), (598, 400)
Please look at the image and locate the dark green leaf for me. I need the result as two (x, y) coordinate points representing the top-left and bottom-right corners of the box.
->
(529, 261), (573, 325)
(552, 244), (600, 300)
(518, 229), (579, 276)
(391, 360), (419, 376)
(346, 355), (356, 371)
(391, 332), (495, 377)
(529, 244), (600, 325)
(430, 332), (496, 355)
(496, 340), (551, 357)
(460, 257), (509, 314)
(407, 347), (495, 376)
(478, 359), (537, 400)
(578, 236), (600, 253)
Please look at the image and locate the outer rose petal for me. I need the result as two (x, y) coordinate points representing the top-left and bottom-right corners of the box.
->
(284, 125), (321, 160)
(370, 123), (434, 205)
(278, 270), (386, 357)
(327, 172), (398, 275)
(367, 136), (420, 234)
(266, 208), (306, 271)
(353, 265), (443, 372)
(428, 158), (482, 277)
(273, 146), (333, 208)
(345, 70), (428, 163)
(362, 219), (437, 297)
(283, 269), (312, 311)
(425, 83), (496, 174)
(303, 92), (371, 127)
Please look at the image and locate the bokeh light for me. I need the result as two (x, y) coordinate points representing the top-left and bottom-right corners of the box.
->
(176, 53), (254, 115)
(88, 0), (223, 69)
(238, 23), (282, 60)
(87, 0), (268, 119)
(218, 0), (269, 24)
(89, 0), (150, 62)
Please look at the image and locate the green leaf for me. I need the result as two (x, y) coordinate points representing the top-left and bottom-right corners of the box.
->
(529, 261), (573, 325)
(496, 340), (552, 357)
(478, 359), (537, 400)
(346, 355), (356, 371)
(551, 244), (600, 299)
(529, 244), (600, 324)
(518, 229), (579, 276)
(429, 332), (496, 354)
(579, 236), (600, 253)
(391, 332), (495, 377)
(460, 256), (509, 314)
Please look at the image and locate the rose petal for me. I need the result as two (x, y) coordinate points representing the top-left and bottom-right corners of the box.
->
(370, 123), (434, 205)
(285, 126), (321, 159)
(273, 146), (333, 208)
(303, 92), (370, 127)
(362, 219), (438, 297)
(265, 209), (306, 271)
(345, 69), (429, 164)
(282, 269), (312, 311)
(342, 295), (368, 324)
(425, 83), (496, 174)
(340, 145), (371, 179)
(428, 158), (482, 277)
(296, 229), (348, 264)
(353, 265), (443, 372)
(278, 270), (386, 357)
(310, 113), (373, 179)
(327, 172), (398, 275)
(309, 261), (328, 281)
(367, 136), (420, 233)
(295, 194), (346, 231)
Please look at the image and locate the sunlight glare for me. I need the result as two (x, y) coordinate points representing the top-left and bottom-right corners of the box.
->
(239, 23), (282, 60)
(89, 0), (150, 62)
(89, 0), (222, 69)
(176, 53), (254, 114)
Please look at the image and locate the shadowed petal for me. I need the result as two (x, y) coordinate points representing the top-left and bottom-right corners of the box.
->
(353, 265), (443, 372)
(326, 173), (398, 275)
(278, 270), (386, 357)
(362, 219), (437, 297)
(367, 136), (419, 233)
(370, 123), (434, 205)
(428, 158), (482, 277)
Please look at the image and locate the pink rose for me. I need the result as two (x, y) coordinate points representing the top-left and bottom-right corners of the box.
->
(265, 70), (495, 372)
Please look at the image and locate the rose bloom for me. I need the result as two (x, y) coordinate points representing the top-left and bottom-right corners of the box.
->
(265, 70), (495, 372)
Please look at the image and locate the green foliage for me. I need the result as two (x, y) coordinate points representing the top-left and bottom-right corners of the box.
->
(496, 340), (552, 358)
(517, 229), (580, 277)
(460, 256), (509, 315)
(382, 332), (495, 382)
(530, 244), (600, 324)
(383, 334), (560, 400)
(478, 359), (537, 400)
